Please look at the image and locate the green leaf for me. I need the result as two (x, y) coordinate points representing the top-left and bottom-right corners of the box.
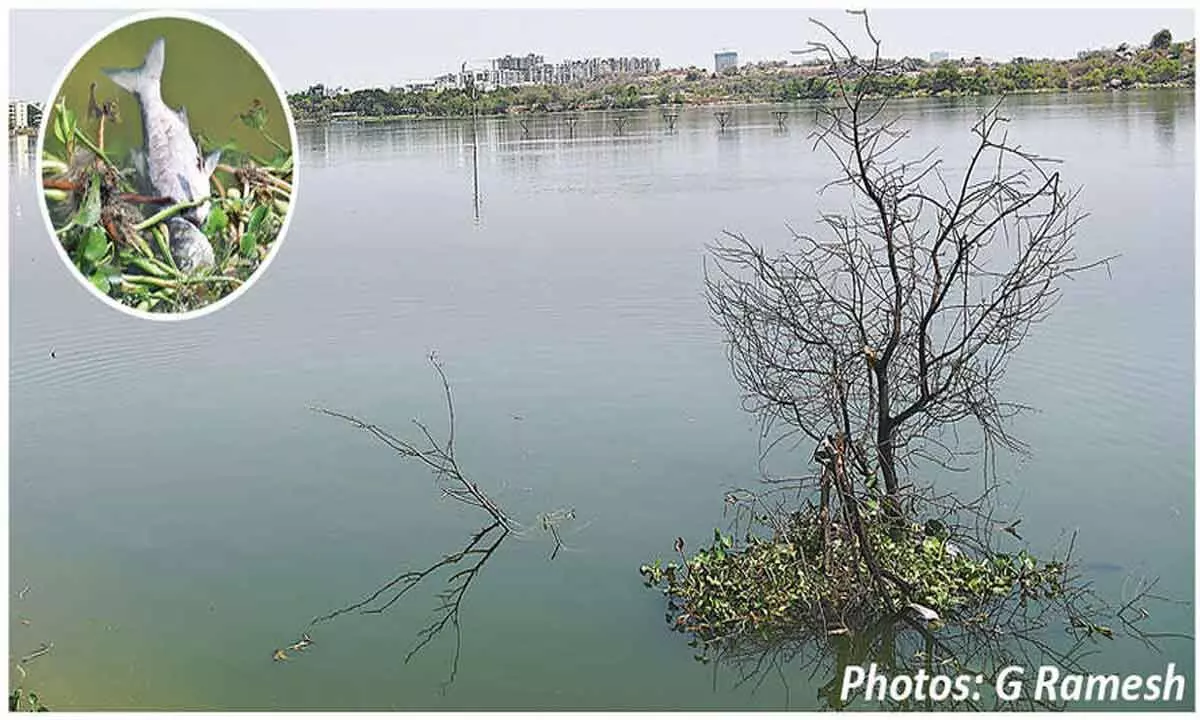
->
(73, 175), (102, 228)
(239, 100), (267, 130)
(240, 231), (258, 257)
(53, 108), (66, 145)
(246, 205), (269, 234)
(90, 270), (111, 293)
(81, 227), (109, 262)
(204, 205), (229, 235)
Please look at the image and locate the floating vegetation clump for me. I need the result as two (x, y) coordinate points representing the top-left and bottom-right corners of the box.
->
(638, 480), (1170, 710)
(640, 504), (1070, 649)
(41, 95), (292, 314)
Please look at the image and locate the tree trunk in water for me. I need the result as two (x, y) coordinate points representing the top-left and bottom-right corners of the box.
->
(874, 364), (901, 500)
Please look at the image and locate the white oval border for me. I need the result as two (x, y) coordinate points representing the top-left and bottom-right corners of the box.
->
(35, 9), (301, 322)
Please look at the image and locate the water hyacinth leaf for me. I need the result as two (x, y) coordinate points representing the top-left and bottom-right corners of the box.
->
(97, 262), (123, 284)
(239, 100), (267, 130)
(73, 175), (102, 228)
(90, 270), (111, 293)
(240, 231), (258, 257)
(204, 205), (228, 235)
(81, 227), (109, 262)
(246, 205), (269, 234)
(272, 152), (293, 173)
(53, 107), (67, 145)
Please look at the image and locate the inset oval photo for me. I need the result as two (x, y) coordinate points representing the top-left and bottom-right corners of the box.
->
(37, 13), (297, 318)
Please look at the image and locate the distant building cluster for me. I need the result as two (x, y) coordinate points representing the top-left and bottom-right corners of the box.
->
(417, 52), (662, 92)
(715, 51), (739, 73)
(929, 50), (950, 62)
(8, 99), (42, 133)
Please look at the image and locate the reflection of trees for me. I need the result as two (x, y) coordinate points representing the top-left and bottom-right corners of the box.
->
(1149, 90), (1185, 150)
(295, 124), (329, 168)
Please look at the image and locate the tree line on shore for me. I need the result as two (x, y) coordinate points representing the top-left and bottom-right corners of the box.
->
(287, 29), (1194, 120)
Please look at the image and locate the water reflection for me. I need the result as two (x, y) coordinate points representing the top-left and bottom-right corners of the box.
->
(1148, 90), (1190, 150)
(298, 359), (573, 691)
(10, 134), (33, 176)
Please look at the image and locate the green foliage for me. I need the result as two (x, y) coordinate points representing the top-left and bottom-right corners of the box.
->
(640, 504), (1069, 647)
(1151, 29), (1173, 51)
(9, 688), (49, 712)
(287, 37), (1195, 122)
(42, 97), (292, 314)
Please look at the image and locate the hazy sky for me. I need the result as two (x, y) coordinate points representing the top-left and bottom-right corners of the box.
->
(10, 8), (1195, 99)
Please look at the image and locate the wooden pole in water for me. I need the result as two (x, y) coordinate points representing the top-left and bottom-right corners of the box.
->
(662, 109), (679, 132)
(463, 62), (480, 222)
(714, 110), (731, 132)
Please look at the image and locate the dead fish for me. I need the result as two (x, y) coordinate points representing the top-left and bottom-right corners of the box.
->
(166, 216), (214, 272)
(103, 37), (220, 226)
(272, 648), (289, 662)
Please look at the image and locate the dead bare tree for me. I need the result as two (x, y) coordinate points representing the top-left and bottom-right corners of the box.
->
(706, 10), (1109, 512)
(643, 16), (1185, 707)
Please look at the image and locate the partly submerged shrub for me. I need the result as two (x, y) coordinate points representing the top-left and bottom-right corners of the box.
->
(640, 502), (1070, 648)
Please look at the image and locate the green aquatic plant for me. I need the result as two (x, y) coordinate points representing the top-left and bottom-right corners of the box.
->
(638, 488), (1171, 710)
(8, 688), (48, 712)
(640, 506), (1069, 648)
(41, 95), (292, 314)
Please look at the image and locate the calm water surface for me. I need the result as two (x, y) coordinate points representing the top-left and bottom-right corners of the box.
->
(9, 92), (1194, 709)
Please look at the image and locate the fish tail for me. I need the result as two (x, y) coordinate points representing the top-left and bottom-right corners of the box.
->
(103, 37), (166, 99)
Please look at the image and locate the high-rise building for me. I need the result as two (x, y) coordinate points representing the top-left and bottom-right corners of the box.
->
(715, 51), (738, 73)
(9, 100), (29, 131)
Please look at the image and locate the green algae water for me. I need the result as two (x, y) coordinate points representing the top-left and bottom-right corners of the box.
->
(9, 90), (1194, 709)
(42, 15), (290, 164)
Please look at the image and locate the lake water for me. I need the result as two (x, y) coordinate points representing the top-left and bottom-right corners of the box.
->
(9, 92), (1194, 710)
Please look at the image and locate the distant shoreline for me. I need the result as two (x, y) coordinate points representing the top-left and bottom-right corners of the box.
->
(288, 33), (1193, 122)
(290, 83), (1194, 125)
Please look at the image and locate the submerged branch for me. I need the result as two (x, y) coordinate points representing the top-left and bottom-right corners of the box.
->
(299, 354), (571, 690)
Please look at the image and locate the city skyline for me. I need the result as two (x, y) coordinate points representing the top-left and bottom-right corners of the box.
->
(10, 8), (1195, 99)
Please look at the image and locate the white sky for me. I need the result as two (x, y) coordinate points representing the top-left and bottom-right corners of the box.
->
(9, 8), (1196, 99)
